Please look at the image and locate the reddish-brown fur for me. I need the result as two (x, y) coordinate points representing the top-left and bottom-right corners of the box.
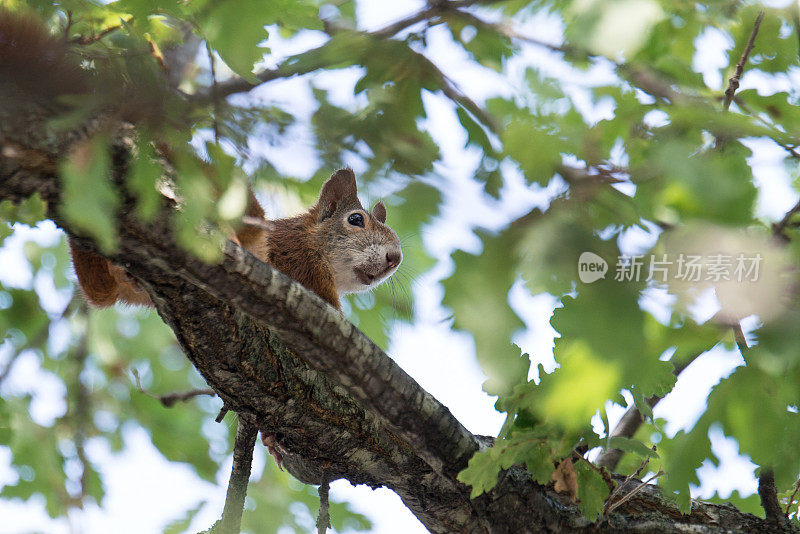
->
(0, 11), (398, 309)
(264, 210), (340, 308)
(69, 169), (397, 310)
(0, 8), (89, 102)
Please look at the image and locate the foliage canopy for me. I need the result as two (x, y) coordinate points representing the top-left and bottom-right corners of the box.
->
(2, 0), (800, 530)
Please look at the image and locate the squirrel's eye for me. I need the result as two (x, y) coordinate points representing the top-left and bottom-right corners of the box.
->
(347, 213), (365, 227)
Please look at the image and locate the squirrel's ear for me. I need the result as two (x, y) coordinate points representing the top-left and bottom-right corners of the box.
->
(371, 201), (387, 223)
(317, 168), (358, 221)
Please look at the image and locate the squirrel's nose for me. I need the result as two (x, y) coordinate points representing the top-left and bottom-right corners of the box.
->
(386, 251), (401, 269)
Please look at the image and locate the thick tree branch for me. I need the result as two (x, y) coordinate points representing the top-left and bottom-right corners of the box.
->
(1, 133), (791, 532)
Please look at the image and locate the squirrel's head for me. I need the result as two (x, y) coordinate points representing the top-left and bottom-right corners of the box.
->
(313, 169), (402, 294)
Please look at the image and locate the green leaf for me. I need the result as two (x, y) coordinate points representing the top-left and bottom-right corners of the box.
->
(0, 195), (47, 230)
(458, 447), (503, 498)
(164, 501), (206, 534)
(502, 116), (566, 185)
(128, 132), (163, 222)
(607, 436), (658, 459)
(575, 461), (609, 522)
(59, 135), (119, 252)
(0, 398), (12, 445)
(635, 139), (756, 226)
(194, 0), (321, 79)
(194, 0), (269, 81)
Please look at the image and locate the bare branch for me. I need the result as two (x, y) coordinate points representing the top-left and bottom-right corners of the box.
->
(595, 396), (659, 472)
(786, 477), (800, 516)
(732, 321), (749, 354)
(159, 388), (217, 407)
(413, 51), (499, 133)
(131, 368), (216, 407)
(723, 11), (765, 111)
(216, 406), (230, 423)
(218, 417), (258, 534)
(316, 481), (331, 534)
(773, 199), (800, 240)
(596, 360), (691, 472)
(70, 21), (127, 45)
(759, 469), (792, 530)
(192, 0), (504, 117)
(606, 470), (665, 516)
(793, 6), (800, 65)
(0, 296), (77, 386)
(193, 3), (449, 102)
(603, 449), (654, 519)
(452, 9), (566, 54)
(71, 302), (91, 506)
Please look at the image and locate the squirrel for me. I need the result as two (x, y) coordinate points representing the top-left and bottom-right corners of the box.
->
(0, 9), (402, 310)
(70, 169), (402, 310)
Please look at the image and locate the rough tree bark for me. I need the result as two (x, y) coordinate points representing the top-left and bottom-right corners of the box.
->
(0, 123), (793, 534)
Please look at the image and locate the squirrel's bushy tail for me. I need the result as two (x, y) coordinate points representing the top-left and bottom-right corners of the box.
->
(0, 9), (89, 106)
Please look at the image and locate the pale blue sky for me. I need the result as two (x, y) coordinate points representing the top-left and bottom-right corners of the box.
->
(2, 0), (798, 532)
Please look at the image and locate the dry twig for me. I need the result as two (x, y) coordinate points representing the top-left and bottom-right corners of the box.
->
(723, 11), (765, 110)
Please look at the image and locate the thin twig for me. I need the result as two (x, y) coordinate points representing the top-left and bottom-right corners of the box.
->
(192, 1), (504, 103)
(452, 9), (566, 54)
(773, 200), (800, 239)
(216, 406), (230, 423)
(207, 42), (221, 144)
(131, 368), (215, 407)
(732, 322), (748, 354)
(573, 448), (615, 491)
(603, 448), (654, 518)
(595, 361), (689, 472)
(723, 11), (765, 110)
(785, 477), (800, 517)
(0, 297), (78, 387)
(193, 4), (446, 101)
(64, 11), (74, 38)
(241, 216), (273, 231)
(71, 302), (91, 506)
(414, 51), (499, 133)
(605, 470), (665, 515)
(793, 5), (800, 65)
(70, 22), (126, 45)
(158, 388), (217, 407)
(218, 417), (258, 534)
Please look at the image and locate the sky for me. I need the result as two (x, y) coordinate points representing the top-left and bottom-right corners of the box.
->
(1, 0), (798, 532)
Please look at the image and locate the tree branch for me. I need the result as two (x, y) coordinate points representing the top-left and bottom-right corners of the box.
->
(131, 368), (216, 407)
(1, 130), (791, 533)
(595, 396), (659, 472)
(192, 3), (449, 102)
(596, 359), (692, 472)
(0, 296), (77, 386)
(758, 469), (792, 530)
(316, 481), (331, 534)
(192, 0), (499, 136)
(723, 11), (765, 111)
(773, 199), (800, 240)
(218, 417), (258, 534)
